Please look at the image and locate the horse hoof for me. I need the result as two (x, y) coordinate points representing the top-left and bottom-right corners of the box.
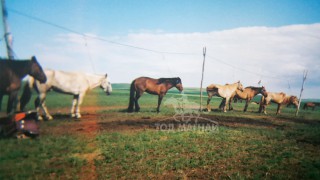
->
(37, 116), (43, 121)
(71, 114), (76, 118)
(76, 114), (81, 119)
(47, 116), (53, 120)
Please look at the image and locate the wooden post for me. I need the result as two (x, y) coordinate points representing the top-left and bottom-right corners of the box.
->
(1, 0), (14, 59)
(200, 47), (206, 111)
(295, 70), (308, 116)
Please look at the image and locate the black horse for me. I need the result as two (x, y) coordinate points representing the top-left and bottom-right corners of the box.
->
(0, 56), (47, 114)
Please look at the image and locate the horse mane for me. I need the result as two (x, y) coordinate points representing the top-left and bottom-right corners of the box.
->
(245, 86), (265, 91)
(157, 78), (181, 85)
(279, 92), (286, 97)
(246, 86), (259, 89)
(0, 60), (32, 78)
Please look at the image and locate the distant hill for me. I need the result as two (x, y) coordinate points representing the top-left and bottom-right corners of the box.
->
(111, 83), (130, 89)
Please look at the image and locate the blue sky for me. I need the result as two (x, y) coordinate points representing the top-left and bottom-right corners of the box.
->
(5, 0), (320, 35)
(1, 0), (320, 98)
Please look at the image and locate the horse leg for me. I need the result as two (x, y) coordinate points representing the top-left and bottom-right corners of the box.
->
(243, 99), (249, 112)
(7, 91), (18, 115)
(276, 104), (281, 115)
(157, 95), (164, 113)
(75, 93), (85, 119)
(259, 96), (266, 114)
(219, 99), (225, 110)
(71, 95), (79, 118)
(40, 93), (53, 120)
(35, 93), (52, 120)
(134, 91), (142, 112)
(261, 100), (268, 115)
(223, 97), (230, 112)
(228, 98), (234, 111)
(34, 97), (42, 120)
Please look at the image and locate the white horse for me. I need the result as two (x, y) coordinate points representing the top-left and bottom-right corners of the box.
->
(20, 69), (112, 120)
(206, 81), (244, 112)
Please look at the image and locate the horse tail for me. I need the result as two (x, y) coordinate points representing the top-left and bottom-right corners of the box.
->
(127, 80), (136, 112)
(20, 77), (35, 111)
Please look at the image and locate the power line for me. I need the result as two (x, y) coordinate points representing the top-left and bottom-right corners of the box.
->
(206, 55), (278, 79)
(8, 8), (198, 56)
(207, 56), (296, 81)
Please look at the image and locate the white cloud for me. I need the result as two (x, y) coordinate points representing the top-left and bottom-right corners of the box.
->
(34, 23), (320, 98)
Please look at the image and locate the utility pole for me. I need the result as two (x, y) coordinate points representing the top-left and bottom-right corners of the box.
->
(295, 70), (308, 116)
(1, 0), (14, 59)
(200, 47), (206, 111)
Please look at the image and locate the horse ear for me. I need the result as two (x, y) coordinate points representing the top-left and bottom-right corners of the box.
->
(31, 56), (37, 61)
(105, 74), (108, 78)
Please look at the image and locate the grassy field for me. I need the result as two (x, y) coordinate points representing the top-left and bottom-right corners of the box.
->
(1, 85), (320, 179)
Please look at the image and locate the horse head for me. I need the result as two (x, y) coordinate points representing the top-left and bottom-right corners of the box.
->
(237, 81), (244, 91)
(100, 73), (112, 95)
(260, 86), (268, 97)
(289, 96), (299, 108)
(29, 56), (47, 83)
(174, 77), (183, 92)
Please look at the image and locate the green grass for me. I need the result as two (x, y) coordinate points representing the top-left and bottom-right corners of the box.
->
(1, 84), (320, 179)
(95, 126), (320, 179)
(0, 134), (94, 179)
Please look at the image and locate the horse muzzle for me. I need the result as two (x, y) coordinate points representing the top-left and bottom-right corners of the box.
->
(176, 84), (183, 92)
(38, 76), (47, 83)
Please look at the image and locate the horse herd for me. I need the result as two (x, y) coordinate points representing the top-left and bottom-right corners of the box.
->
(0, 56), (309, 121)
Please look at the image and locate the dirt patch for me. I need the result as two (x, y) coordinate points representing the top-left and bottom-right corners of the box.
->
(40, 114), (101, 137)
(35, 107), (320, 137)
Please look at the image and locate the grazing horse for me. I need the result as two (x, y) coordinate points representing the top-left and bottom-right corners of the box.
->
(127, 77), (183, 113)
(259, 92), (299, 115)
(0, 56), (47, 114)
(20, 69), (112, 119)
(303, 102), (320, 110)
(206, 81), (244, 112)
(222, 86), (268, 112)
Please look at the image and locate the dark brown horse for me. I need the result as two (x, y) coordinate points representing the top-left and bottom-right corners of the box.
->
(128, 77), (183, 113)
(303, 102), (320, 110)
(0, 56), (47, 114)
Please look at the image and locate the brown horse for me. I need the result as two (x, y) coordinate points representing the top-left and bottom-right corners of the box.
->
(0, 56), (47, 114)
(221, 86), (268, 112)
(259, 92), (299, 115)
(127, 77), (183, 113)
(206, 81), (244, 112)
(303, 102), (320, 110)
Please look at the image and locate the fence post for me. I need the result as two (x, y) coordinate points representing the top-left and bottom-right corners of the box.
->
(1, 0), (14, 59)
(295, 70), (308, 116)
(200, 47), (206, 111)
